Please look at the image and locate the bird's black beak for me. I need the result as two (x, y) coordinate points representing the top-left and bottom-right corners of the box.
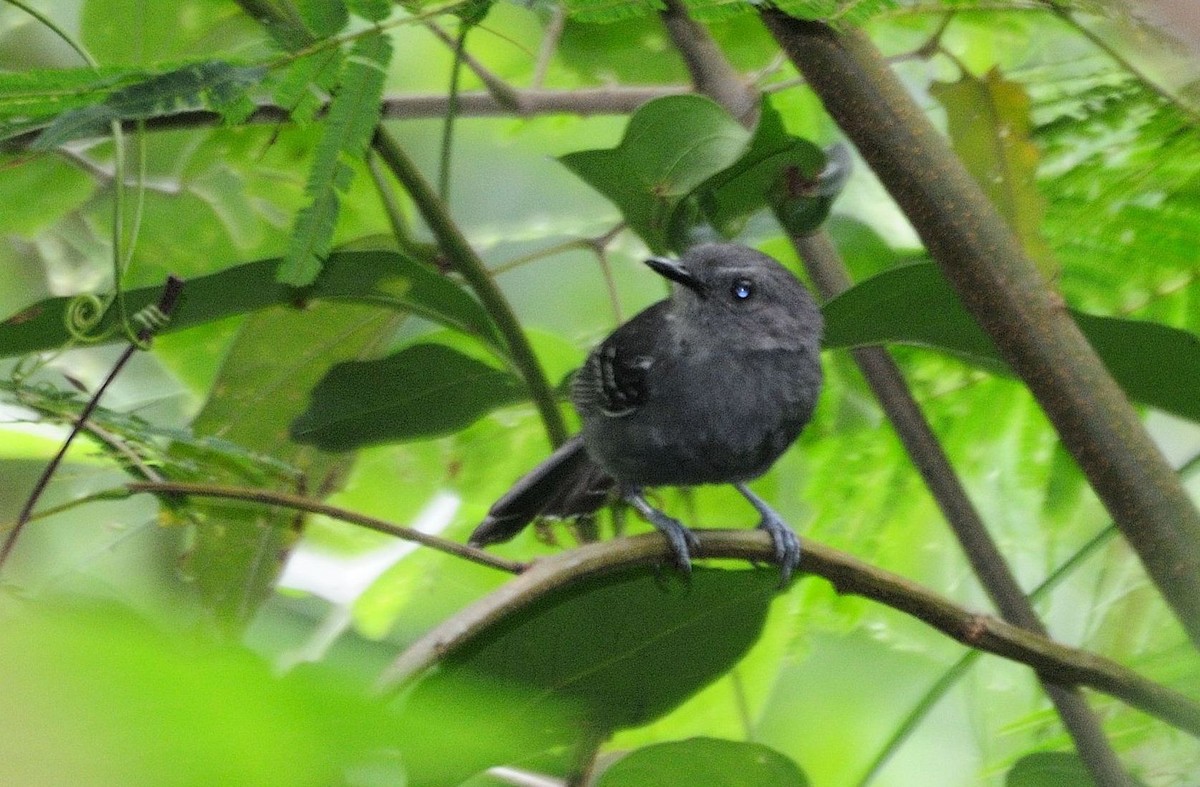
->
(645, 256), (707, 297)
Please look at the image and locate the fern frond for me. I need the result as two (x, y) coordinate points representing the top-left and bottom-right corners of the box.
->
(278, 34), (393, 286)
(30, 61), (266, 149)
(272, 49), (346, 124)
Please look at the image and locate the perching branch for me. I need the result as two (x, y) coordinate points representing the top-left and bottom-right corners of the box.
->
(762, 12), (1200, 649)
(102, 478), (1200, 738)
(376, 529), (1200, 739)
(370, 126), (569, 448)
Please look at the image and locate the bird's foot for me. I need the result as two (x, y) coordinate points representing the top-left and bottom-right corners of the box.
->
(736, 483), (802, 586)
(624, 490), (700, 575)
(756, 512), (802, 586)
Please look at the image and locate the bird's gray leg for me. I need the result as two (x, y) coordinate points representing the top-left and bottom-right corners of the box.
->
(735, 483), (801, 585)
(623, 488), (700, 574)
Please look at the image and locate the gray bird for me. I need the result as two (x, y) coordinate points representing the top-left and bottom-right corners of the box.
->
(469, 243), (824, 581)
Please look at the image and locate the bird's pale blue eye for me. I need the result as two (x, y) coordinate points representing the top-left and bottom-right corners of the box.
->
(731, 278), (754, 300)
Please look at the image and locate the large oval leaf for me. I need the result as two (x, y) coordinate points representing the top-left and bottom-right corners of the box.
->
(822, 263), (1200, 423)
(289, 343), (528, 451)
(560, 94), (750, 253)
(395, 566), (780, 784)
(0, 249), (503, 358)
(597, 738), (808, 787)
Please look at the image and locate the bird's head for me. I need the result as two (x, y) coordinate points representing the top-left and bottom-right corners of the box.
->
(645, 243), (823, 348)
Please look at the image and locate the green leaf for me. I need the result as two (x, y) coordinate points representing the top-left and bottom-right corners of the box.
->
(1004, 752), (1094, 787)
(690, 96), (827, 240)
(290, 343), (529, 451)
(560, 95), (750, 253)
(233, 0), (318, 51)
(822, 263), (1200, 423)
(562, 95), (828, 251)
(297, 0), (349, 37)
(562, 0), (661, 23)
(31, 61), (266, 149)
(598, 738), (808, 787)
(0, 66), (136, 142)
(279, 34), (393, 285)
(178, 301), (399, 629)
(0, 603), (394, 786)
(347, 0), (393, 21)
(271, 49), (346, 123)
(931, 68), (1055, 274)
(0, 249), (503, 358)
(398, 567), (780, 784)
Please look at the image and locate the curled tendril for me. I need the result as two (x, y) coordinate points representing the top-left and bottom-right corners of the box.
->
(63, 293), (115, 344)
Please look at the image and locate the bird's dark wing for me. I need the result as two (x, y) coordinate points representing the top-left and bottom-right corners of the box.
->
(468, 435), (615, 547)
(571, 301), (666, 417)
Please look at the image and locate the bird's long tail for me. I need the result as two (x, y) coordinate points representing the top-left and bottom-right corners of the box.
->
(468, 435), (615, 547)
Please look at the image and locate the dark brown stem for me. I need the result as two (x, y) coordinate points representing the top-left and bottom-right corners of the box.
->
(794, 231), (1129, 787)
(370, 126), (569, 448)
(0, 276), (184, 572)
(763, 12), (1200, 650)
(125, 480), (527, 574)
(660, 0), (757, 124)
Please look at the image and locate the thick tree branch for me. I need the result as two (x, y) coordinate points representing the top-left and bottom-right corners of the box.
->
(376, 530), (1200, 738)
(660, 0), (758, 124)
(763, 12), (1200, 648)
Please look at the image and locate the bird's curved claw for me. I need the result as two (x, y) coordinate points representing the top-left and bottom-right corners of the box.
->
(758, 512), (802, 586)
(625, 490), (699, 575)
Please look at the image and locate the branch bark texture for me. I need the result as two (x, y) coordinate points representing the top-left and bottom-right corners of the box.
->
(763, 12), (1200, 647)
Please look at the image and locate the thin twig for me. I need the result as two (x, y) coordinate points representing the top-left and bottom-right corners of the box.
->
(424, 20), (523, 111)
(124, 480), (527, 574)
(2, 88), (688, 153)
(532, 5), (565, 89)
(0, 276), (183, 572)
(78, 419), (164, 482)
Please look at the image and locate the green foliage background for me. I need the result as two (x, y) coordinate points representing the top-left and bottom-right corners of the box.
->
(1, 1), (1198, 784)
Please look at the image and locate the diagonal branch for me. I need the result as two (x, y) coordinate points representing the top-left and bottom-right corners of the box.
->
(370, 126), (568, 448)
(124, 480), (526, 574)
(761, 12), (1200, 651)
